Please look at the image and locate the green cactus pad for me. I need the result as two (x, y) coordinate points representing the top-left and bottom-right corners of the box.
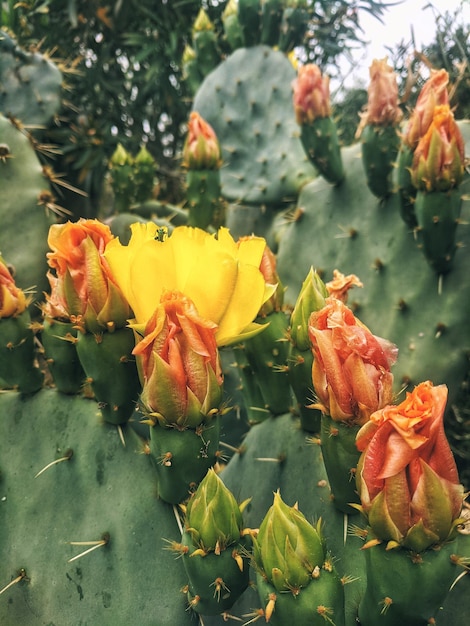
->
(360, 123), (401, 198)
(300, 116), (345, 186)
(0, 114), (54, 301)
(396, 144), (417, 227)
(149, 417), (221, 504)
(260, 0), (284, 46)
(240, 311), (293, 417)
(75, 328), (141, 425)
(41, 318), (85, 394)
(222, 3), (245, 51)
(358, 539), (461, 626)
(287, 344), (321, 432)
(182, 531), (251, 615)
(193, 45), (316, 207)
(278, 4), (310, 52)
(256, 567), (345, 626)
(414, 187), (462, 274)
(186, 169), (222, 230)
(238, 0), (262, 47)
(320, 415), (362, 514)
(0, 310), (43, 394)
(0, 389), (195, 625)
(0, 30), (62, 126)
(276, 125), (470, 408)
(203, 413), (470, 626)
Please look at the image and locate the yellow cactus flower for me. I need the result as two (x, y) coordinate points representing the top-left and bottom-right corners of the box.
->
(104, 223), (275, 346)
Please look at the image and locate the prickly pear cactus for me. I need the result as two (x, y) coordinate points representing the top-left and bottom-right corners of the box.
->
(193, 45), (315, 208)
(0, 113), (54, 299)
(275, 122), (470, 409)
(0, 30), (62, 125)
(0, 389), (195, 625)
(205, 414), (470, 625)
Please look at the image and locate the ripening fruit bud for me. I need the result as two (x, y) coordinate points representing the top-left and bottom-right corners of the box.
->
(185, 468), (244, 552)
(253, 491), (325, 592)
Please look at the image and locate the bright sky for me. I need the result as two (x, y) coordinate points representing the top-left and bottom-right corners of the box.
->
(345, 0), (468, 86)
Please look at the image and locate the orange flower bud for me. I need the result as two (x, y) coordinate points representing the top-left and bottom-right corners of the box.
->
(46, 219), (131, 332)
(292, 64), (331, 125)
(133, 291), (223, 428)
(325, 269), (363, 303)
(404, 69), (449, 150)
(411, 104), (465, 192)
(182, 112), (221, 170)
(0, 256), (28, 318)
(362, 58), (402, 126)
(308, 297), (397, 425)
(356, 381), (464, 551)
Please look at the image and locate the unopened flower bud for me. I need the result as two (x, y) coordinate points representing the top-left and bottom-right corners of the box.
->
(411, 104), (465, 192)
(290, 267), (328, 351)
(0, 256), (28, 318)
(185, 468), (244, 552)
(182, 112), (222, 170)
(292, 64), (331, 124)
(253, 491), (325, 592)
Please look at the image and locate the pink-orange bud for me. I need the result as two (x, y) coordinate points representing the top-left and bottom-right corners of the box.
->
(404, 69), (449, 150)
(292, 64), (331, 125)
(133, 291), (223, 428)
(362, 58), (402, 126)
(45, 219), (131, 332)
(411, 104), (465, 192)
(0, 256), (28, 318)
(182, 111), (222, 170)
(308, 297), (397, 425)
(356, 381), (464, 551)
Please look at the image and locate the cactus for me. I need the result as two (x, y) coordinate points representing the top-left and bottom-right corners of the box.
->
(75, 328), (141, 425)
(182, 112), (224, 230)
(0, 30), (62, 126)
(253, 490), (345, 625)
(0, 389), (195, 625)
(108, 143), (157, 214)
(0, 113), (54, 302)
(193, 45), (315, 208)
(203, 413), (470, 626)
(357, 58), (403, 199)
(0, 309), (43, 394)
(3, 10), (470, 624)
(40, 318), (85, 395)
(192, 9), (222, 81)
(222, 0), (245, 51)
(177, 469), (252, 615)
(293, 64), (345, 186)
(276, 122), (470, 411)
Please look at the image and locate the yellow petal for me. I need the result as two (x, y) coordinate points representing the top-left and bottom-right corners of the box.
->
(104, 222), (159, 313)
(236, 234), (266, 268)
(129, 239), (177, 323)
(219, 321), (269, 347)
(215, 264), (267, 346)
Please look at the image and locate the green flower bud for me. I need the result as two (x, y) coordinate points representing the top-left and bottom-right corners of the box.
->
(222, 0), (238, 19)
(185, 468), (244, 553)
(253, 491), (325, 593)
(110, 143), (132, 167)
(182, 44), (197, 65)
(193, 8), (214, 33)
(290, 267), (328, 351)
